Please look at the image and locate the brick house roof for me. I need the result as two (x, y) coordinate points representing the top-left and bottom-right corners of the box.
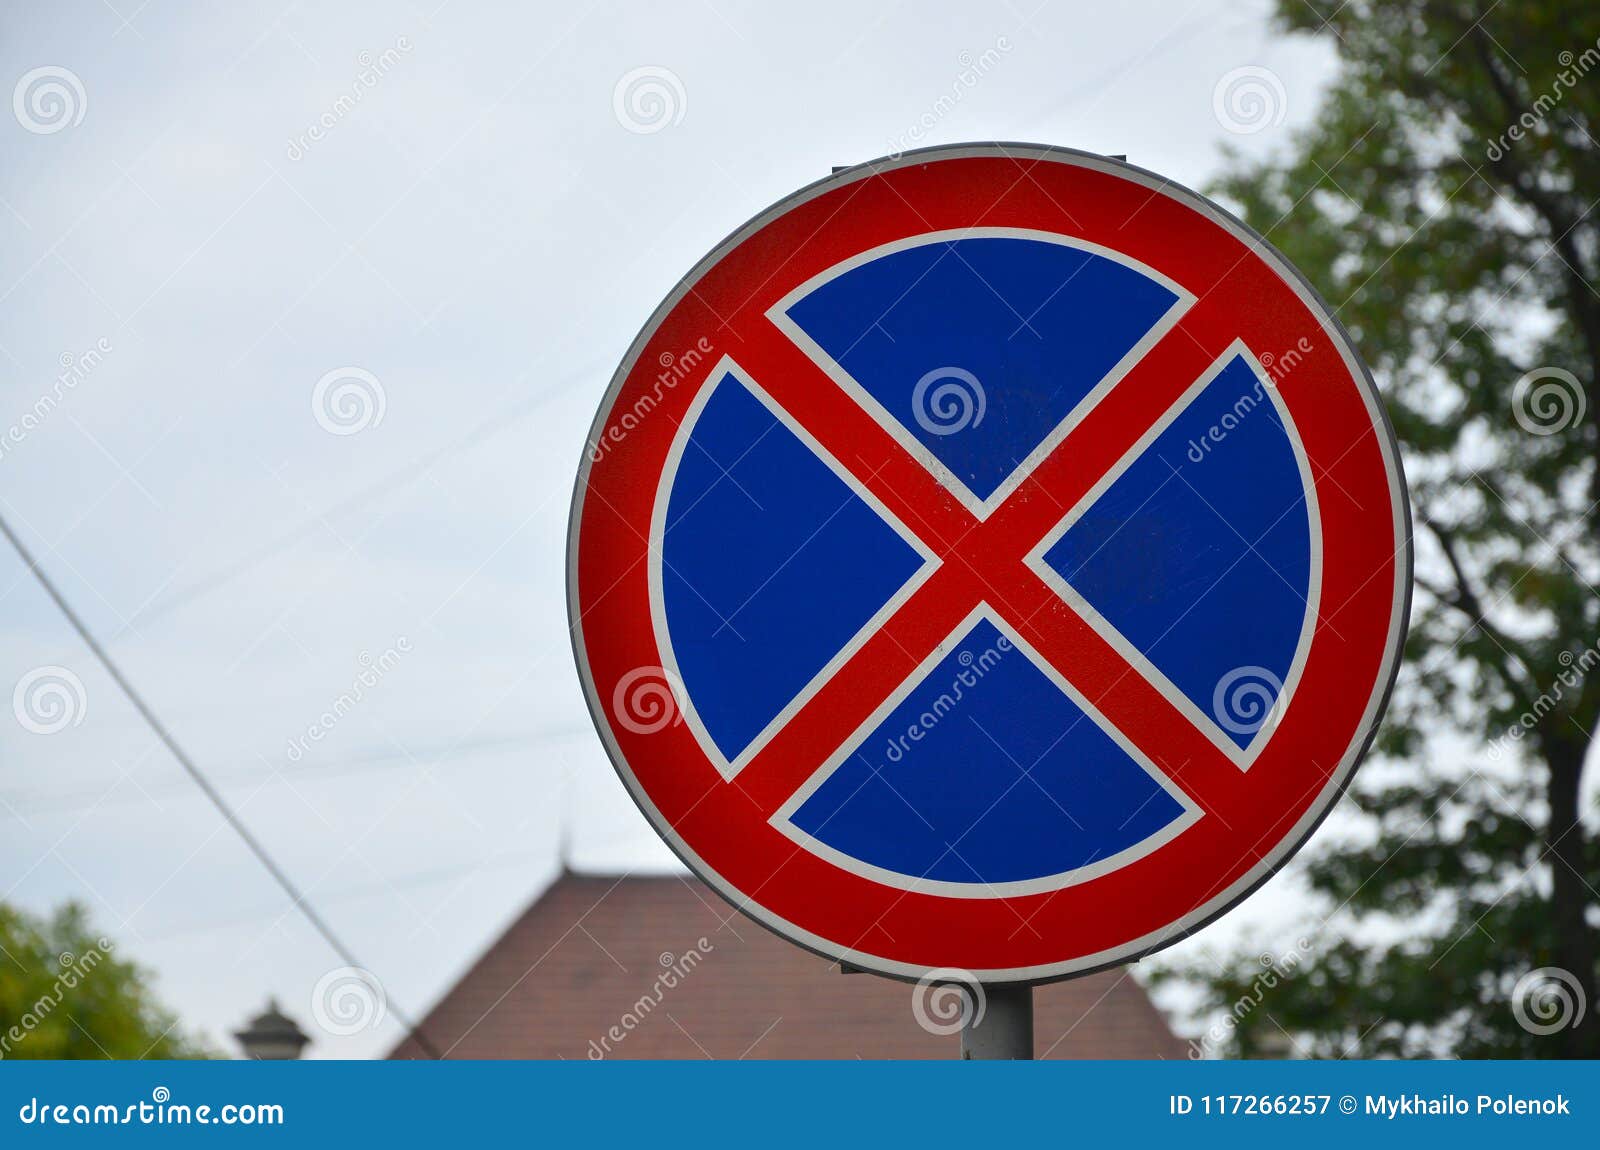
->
(391, 871), (1187, 1059)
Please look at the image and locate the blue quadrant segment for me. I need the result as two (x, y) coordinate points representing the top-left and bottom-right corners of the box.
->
(661, 370), (926, 763)
(1041, 353), (1313, 751)
(783, 236), (1180, 502)
(786, 618), (1187, 885)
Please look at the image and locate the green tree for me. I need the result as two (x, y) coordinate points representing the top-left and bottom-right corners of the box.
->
(0, 902), (205, 1059)
(1161, 0), (1600, 1058)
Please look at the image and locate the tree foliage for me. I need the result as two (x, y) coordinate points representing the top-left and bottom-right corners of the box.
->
(0, 902), (205, 1060)
(1160, 0), (1600, 1058)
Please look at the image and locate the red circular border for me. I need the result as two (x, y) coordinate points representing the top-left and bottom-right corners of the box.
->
(568, 145), (1409, 981)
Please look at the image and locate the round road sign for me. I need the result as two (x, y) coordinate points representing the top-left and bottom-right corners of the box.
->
(568, 143), (1410, 982)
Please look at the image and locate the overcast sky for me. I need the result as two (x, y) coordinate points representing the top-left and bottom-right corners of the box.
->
(0, 0), (1341, 1057)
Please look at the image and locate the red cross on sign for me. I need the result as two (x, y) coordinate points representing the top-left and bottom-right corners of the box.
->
(568, 144), (1410, 982)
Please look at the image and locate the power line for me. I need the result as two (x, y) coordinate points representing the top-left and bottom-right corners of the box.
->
(138, 847), (556, 944)
(0, 511), (444, 1060)
(123, 357), (609, 633)
(1, 725), (592, 818)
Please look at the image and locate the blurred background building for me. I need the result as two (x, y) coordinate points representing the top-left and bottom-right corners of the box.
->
(387, 871), (1185, 1060)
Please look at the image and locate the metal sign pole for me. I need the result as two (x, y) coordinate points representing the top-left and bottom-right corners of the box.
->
(960, 983), (1034, 1059)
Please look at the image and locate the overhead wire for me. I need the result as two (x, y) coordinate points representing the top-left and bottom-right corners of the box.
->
(0, 510), (445, 1060)
(123, 357), (608, 632)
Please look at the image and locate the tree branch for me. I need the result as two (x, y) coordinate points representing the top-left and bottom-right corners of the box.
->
(1417, 511), (1543, 708)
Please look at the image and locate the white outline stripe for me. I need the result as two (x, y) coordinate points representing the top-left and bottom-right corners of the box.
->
(648, 356), (939, 780)
(771, 603), (1201, 897)
(766, 227), (1195, 520)
(1025, 340), (1323, 771)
